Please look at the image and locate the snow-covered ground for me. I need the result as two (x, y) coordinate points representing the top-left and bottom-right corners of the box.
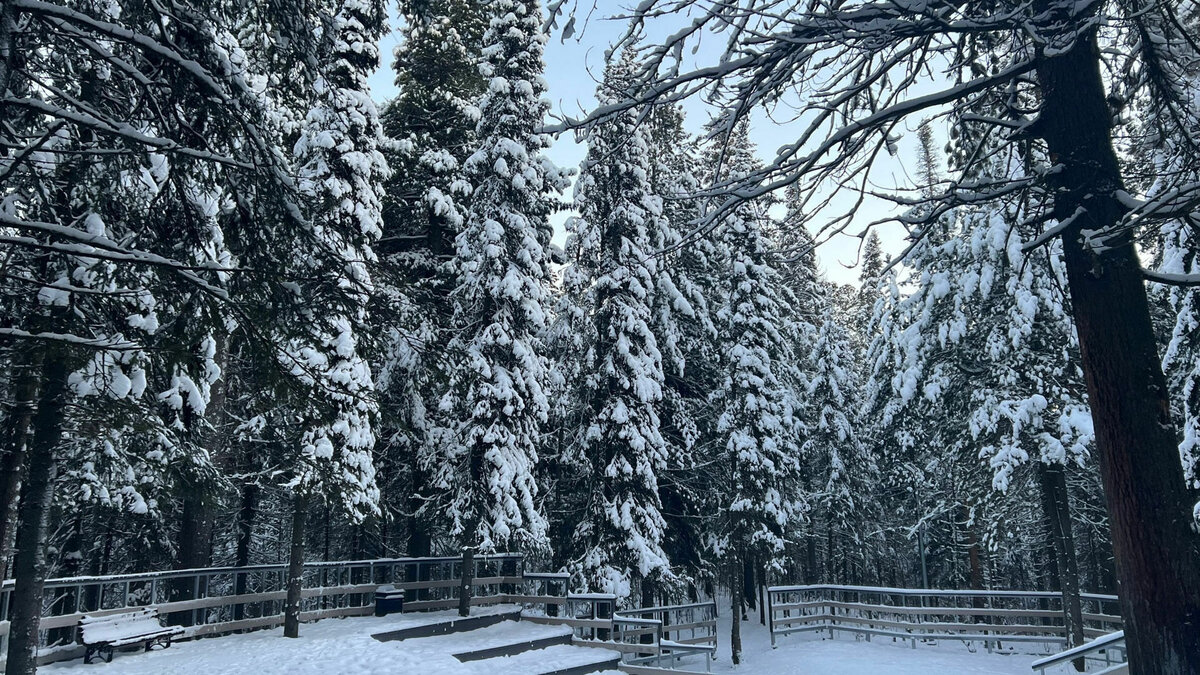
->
(41, 604), (1077, 675)
(709, 609), (1066, 675)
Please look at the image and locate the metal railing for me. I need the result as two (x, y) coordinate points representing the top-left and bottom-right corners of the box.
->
(0, 553), (527, 660)
(619, 601), (718, 650)
(540, 595), (717, 672)
(767, 584), (1122, 654)
(1032, 630), (1127, 674)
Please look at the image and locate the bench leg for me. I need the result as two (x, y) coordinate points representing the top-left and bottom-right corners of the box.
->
(104, 647), (113, 663)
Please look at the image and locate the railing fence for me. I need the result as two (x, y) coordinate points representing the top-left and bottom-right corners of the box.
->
(0, 553), (527, 662)
(767, 584), (1123, 656)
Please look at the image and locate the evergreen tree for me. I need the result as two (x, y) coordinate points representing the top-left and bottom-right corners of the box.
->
(375, 0), (488, 558)
(557, 53), (674, 598)
(706, 122), (803, 664)
(803, 314), (874, 584)
(438, 0), (567, 557)
(644, 105), (723, 591)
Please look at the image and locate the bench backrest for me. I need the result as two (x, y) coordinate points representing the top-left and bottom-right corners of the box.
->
(79, 608), (165, 643)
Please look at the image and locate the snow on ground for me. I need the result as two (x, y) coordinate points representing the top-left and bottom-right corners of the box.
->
(707, 607), (1076, 675)
(41, 603), (1078, 675)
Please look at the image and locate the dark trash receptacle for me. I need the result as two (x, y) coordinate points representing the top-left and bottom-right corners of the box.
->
(375, 585), (405, 617)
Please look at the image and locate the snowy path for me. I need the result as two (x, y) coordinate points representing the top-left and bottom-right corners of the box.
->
(40, 604), (1077, 675)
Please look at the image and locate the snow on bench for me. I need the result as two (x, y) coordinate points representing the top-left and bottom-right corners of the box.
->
(78, 607), (184, 664)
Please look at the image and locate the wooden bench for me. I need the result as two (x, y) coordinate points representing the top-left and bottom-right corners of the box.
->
(78, 608), (184, 664)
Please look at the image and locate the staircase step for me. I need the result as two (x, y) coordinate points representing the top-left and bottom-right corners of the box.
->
(452, 622), (574, 661)
(476, 644), (621, 675)
(618, 666), (709, 675)
(371, 608), (522, 642)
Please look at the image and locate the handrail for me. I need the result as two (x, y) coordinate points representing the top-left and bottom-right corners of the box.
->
(1031, 631), (1126, 673)
(767, 583), (1122, 654)
(619, 601), (717, 615)
(767, 583), (1118, 602)
(2, 553), (525, 589)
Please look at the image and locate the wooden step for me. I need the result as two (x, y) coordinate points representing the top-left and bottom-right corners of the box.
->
(370, 608), (522, 642)
(452, 622), (574, 661)
(478, 643), (621, 675)
(619, 666), (710, 675)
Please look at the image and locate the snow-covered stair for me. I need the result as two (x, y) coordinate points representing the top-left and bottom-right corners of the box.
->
(371, 611), (620, 675)
(450, 621), (573, 661)
(462, 643), (620, 675)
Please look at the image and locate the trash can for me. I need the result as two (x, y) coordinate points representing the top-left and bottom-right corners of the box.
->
(375, 585), (405, 617)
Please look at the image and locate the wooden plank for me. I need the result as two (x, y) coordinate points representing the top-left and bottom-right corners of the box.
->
(503, 594), (567, 605)
(658, 620), (716, 633)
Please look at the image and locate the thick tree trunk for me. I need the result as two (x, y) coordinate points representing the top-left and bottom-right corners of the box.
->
(0, 352), (39, 579)
(1035, 25), (1200, 673)
(406, 457), (431, 558)
(1039, 462), (1086, 669)
(640, 574), (655, 609)
(5, 353), (68, 675)
(170, 491), (213, 625)
(235, 482), (258, 567)
(233, 480), (258, 621)
(284, 493), (308, 639)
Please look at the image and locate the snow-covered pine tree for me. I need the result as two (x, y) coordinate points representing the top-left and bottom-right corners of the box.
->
(803, 314), (874, 584)
(1147, 26), (1200, 522)
(280, 0), (389, 638)
(0, 1), (303, 667)
(643, 104), (723, 592)
(556, 52), (674, 600)
(438, 0), (566, 566)
(865, 122), (1095, 645)
(376, 0), (488, 556)
(706, 121), (803, 664)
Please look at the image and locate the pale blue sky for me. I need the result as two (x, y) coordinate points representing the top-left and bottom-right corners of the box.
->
(365, 4), (924, 287)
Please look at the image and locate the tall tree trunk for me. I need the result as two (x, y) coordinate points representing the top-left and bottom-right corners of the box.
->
(233, 481), (259, 621)
(1039, 462), (1086, 669)
(742, 559), (755, 612)
(759, 565), (767, 626)
(458, 544), (475, 618)
(640, 574), (655, 609)
(1034, 24), (1200, 673)
(805, 528), (818, 583)
(730, 559), (742, 666)
(235, 482), (259, 568)
(406, 457), (431, 558)
(5, 352), (68, 675)
(284, 493), (308, 639)
(0, 351), (39, 579)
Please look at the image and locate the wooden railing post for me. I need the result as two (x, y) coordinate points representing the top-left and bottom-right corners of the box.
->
(458, 546), (476, 617)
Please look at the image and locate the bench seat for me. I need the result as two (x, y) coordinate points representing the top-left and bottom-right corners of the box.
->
(79, 608), (184, 664)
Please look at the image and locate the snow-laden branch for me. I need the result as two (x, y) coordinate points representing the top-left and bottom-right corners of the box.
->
(0, 328), (144, 351)
(15, 0), (231, 102)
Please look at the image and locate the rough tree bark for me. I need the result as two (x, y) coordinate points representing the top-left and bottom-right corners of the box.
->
(1038, 462), (1086, 669)
(284, 493), (308, 639)
(5, 351), (68, 675)
(0, 351), (39, 579)
(233, 480), (259, 622)
(1034, 24), (1200, 673)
